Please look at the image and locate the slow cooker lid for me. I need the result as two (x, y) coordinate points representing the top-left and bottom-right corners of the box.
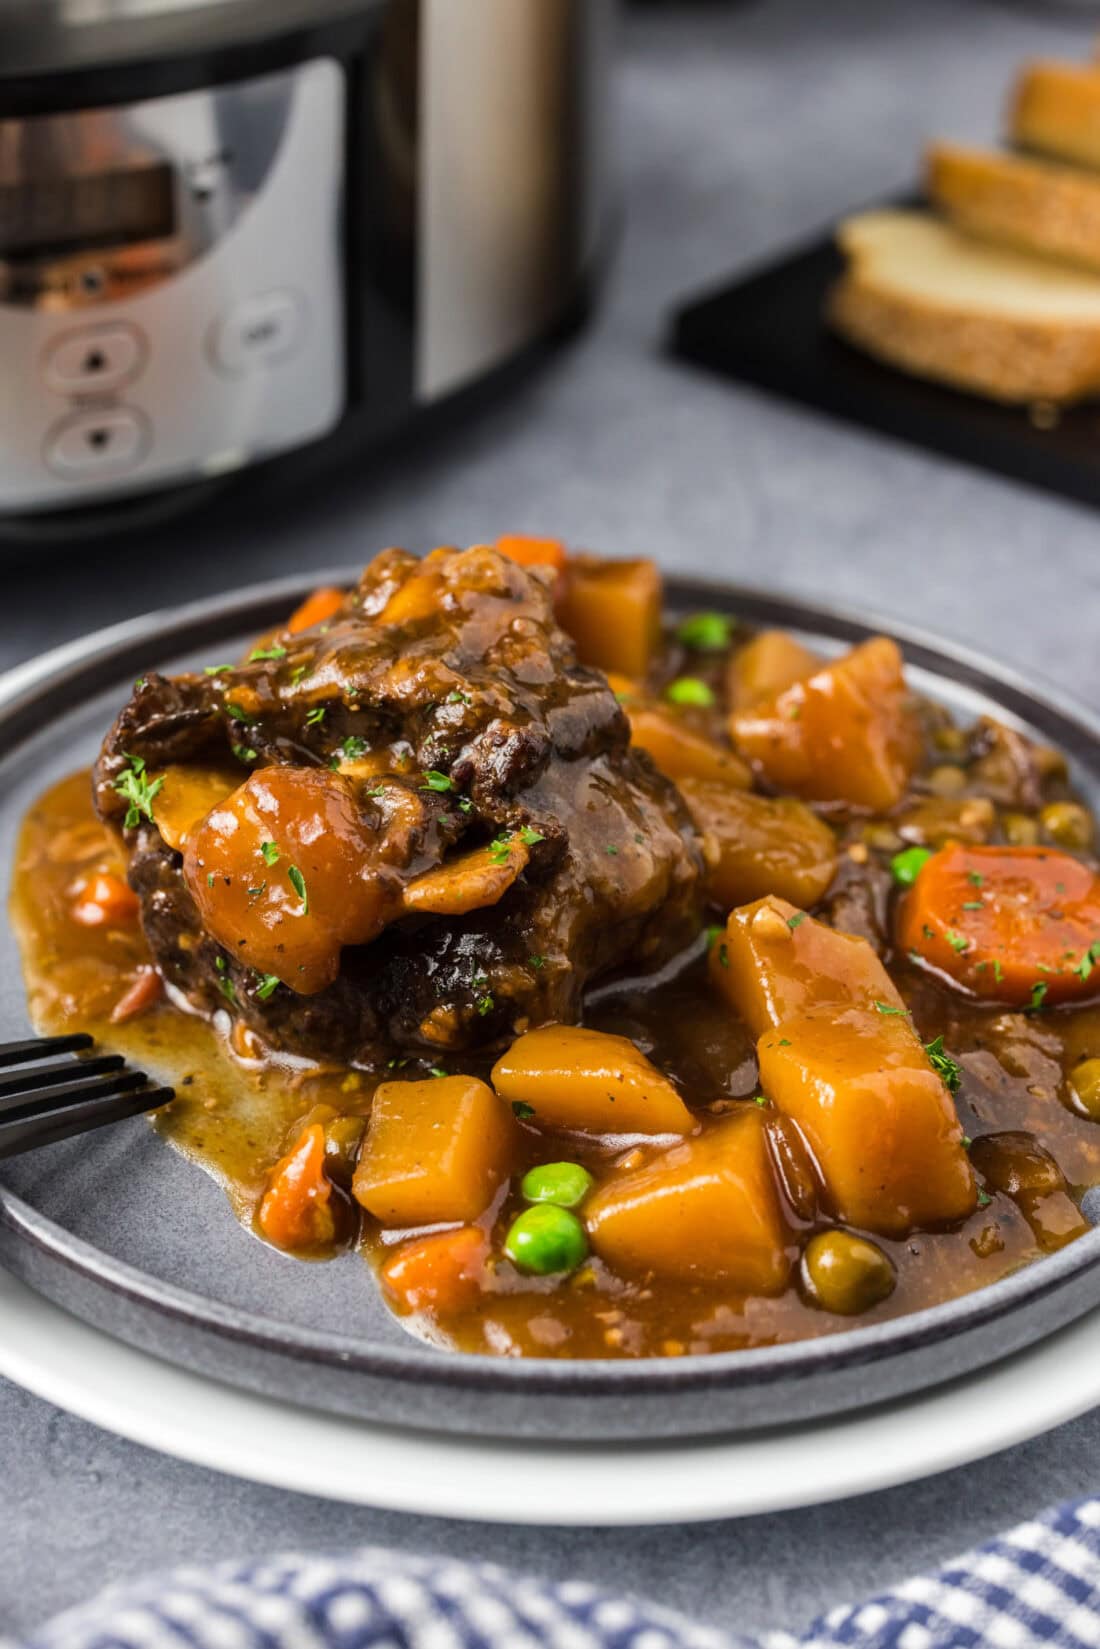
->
(0, 0), (380, 80)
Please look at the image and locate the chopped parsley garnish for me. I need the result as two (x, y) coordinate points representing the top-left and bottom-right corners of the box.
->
(704, 924), (723, 951)
(1028, 980), (1049, 1013)
(754, 1095), (768, 1108)
(446, 690), (472, 706)
(488, 834), (514, 864)
(529, 954), (545, 970)
(254, 974), (281, 1000)
(134, 677), (147, 691)
(232, 744), (257, 765)
(305, 706), (326, 726)
(787, 912), (806, 930)
(977, 1190), (992, 1209)
(365, 783), (386, 797)
(225, 701), (256, 723)
(924, 1035), (962, 1095)
(429, 1066), (448, 1079)
(968, 871), (984, 888)
(338, 735), (369, 761)
(718, 942), (730, 969)
(676, 612), (734, 652)
(945, 929), (970, 954)
(249, 646), (287, 662)
(890, 845), (932, 886)
(457, 797), (474, 814)
(214, 956), (236, 1004)
(261, 841), (280, 866)
(289, 665), (309, 686)
(874, 999), (908, 1016)
(203, 664), (232, 676)
(512, 1101), (536, 1120)
(1075, 941), (1100, 984)
(206, 872), (215, 887)
(665, 676), (715, 708)
(421, 770), (454, 793)
(519, 826), (545, 846)
(114, 753), (164, 829)
(778, 1038), (792, 1047)
(963, 900), (984, 910)
(247, 882), (266, 900)
(476, 993), (494, 1016)
(287, 865), (308, 912)
(993, 959), (1004, 984)
(605, 845), (619, 856)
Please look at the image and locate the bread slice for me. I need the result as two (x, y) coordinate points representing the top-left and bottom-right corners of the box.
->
(827, 208), (1100, 405)
(1011, 59), (1100, 171)
(927, 141), (1100, 273)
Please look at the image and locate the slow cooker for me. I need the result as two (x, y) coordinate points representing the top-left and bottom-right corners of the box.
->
(0, 0), (613, 525)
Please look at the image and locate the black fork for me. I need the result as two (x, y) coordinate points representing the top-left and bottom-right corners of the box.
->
(0, 1034), (173, 1159)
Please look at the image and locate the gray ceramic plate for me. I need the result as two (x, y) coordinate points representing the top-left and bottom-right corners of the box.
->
(2, 573), (1099, 1444)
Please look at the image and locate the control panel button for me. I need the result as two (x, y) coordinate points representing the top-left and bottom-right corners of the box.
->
(44, 324), (146, 394)
(210, 290), (304, 375)
(45, 407), (149, 479)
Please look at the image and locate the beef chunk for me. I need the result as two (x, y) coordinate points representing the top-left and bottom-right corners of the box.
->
(95, 546), (704, 1066)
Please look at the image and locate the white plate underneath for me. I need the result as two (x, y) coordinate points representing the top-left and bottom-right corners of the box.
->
(3, 1269), (1100, 1524)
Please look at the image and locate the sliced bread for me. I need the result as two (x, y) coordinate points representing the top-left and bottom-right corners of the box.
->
(927, 141), (1100, 272)
(1011, 59), (1100, 171)
(827, 208), (1100, 405)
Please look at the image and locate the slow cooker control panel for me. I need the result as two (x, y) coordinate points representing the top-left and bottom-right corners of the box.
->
(0, 60), (345, 513)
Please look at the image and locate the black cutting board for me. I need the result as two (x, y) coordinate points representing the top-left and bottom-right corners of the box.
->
(671, 207), (1100, 510)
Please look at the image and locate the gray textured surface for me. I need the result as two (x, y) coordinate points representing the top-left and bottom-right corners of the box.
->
(4, 0), (1100, 1639)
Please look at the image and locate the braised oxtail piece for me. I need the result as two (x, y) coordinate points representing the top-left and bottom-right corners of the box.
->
(93, 546), (704, 1064)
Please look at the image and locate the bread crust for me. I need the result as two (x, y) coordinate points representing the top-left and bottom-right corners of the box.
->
(1011, 60), (1100, 171)
(828, 270), (1100, 404)
(928, 141), (1100, 273)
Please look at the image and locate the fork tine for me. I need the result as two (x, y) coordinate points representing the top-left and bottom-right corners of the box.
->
(0, 1065), (152, 1121)
(0, 1084), (173, 1160)
(0, 1034), (94, 1067)
(0, 1053), (125, 1099)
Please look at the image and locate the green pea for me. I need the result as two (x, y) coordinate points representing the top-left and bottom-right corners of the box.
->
(504, 1205), (589, 1275)
(665, 676), (715, 708)
(520, 1161), (595, 1209)
(890, 845), (933, 886)
(676, 612), (734, 652)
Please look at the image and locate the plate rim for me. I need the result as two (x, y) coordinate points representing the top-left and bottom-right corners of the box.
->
(3, 568), (1100, 1404)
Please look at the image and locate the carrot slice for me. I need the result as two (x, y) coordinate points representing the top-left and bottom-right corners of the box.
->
(380, 1225), (489, 1314)
(258, 1122), (337, 1251)
(898, 843), (1100, 1006)
(286, 586), (345, 635)
(110, 967), (164, 1024)
(71, 872), (140, 927)
(496, 535), (568, 575)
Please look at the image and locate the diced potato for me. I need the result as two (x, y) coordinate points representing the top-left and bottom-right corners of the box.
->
(151, 765), (239, 851)
(558, 555), (662, 678)
(680, 782), (837, 908)
(402, 837), (530, 916)
(586, 1108), (791, 1290)
(728, 630), (820, 709)
(353, 1076), (516, 1226)
(730, 637), (922, 810)
(628, 707), (751, 789)
(491, 1025), (693, 1135)
(709, 896), (904, 1039)
(757, 1007), (977, 1235)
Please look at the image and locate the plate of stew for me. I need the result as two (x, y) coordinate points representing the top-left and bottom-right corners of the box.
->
(2, 538), (1099, 1443)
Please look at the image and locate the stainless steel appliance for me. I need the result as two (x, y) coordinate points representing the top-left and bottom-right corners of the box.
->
(0, 0), (613, 523)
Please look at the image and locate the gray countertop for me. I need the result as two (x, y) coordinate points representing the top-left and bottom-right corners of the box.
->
(5, 0), (1100, 1638)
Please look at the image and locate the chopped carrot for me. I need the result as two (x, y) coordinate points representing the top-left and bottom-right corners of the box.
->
(380, 570), (444, 626)
(380, 1225), (489, 1315)
(496, 535), (568, 575)
(257, 1122), (337, 1251)
(898, 843), (1100, 1006)
(110, 967), (164, 1024)
(286, 586), (345, 635)
(71, 872), (140, 927)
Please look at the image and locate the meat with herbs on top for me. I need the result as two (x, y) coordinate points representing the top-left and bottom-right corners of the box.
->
(10, 532), (1100, 1362)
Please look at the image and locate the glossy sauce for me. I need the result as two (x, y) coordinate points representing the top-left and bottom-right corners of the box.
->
(12, 766), (1100, 1360)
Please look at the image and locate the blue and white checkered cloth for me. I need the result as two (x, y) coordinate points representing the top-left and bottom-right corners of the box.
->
(12, 1498), (1100, 1649)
